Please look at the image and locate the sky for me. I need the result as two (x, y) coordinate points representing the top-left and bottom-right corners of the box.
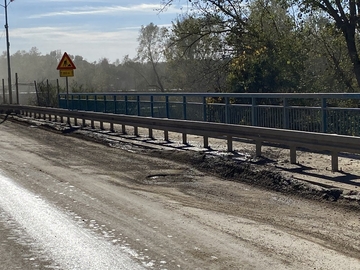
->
(1, 0), (186, 63)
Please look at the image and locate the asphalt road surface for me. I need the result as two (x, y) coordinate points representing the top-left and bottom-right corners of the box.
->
(0, 120), (359, 270)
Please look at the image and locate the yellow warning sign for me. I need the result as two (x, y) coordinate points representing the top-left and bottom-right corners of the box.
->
(59, 69), (74, 77)
(57, 52), (76, 70)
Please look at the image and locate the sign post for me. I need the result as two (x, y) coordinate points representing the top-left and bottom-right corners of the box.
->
(57, 52), (76, 109)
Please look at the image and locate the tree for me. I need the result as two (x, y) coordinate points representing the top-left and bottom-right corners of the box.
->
(166, 15), (228, 92)
(136, 23), (169, 91)
(161, 0), (360, 89)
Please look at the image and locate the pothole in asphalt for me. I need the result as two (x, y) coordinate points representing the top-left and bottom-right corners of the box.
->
(145, 169), (193, 184)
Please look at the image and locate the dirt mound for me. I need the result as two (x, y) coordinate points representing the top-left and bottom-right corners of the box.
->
(148, 150), (359, 206)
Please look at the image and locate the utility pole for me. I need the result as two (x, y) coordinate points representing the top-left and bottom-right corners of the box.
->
(3, 0), (12, 104)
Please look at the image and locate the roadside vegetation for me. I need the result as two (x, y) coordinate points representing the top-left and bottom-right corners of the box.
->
(1, 0), (360, 95)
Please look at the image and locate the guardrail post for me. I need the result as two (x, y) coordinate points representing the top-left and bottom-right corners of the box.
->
(255, 141), (262, 157)
(149, 128), (153, 139)
(122, 124), (126, 134)
(331, 152), (339, 172)
(227, 135), (233, 152)
(321, 98), (327, 133)
(134, 126), (139, 136)
(103, 95), (106, 113)
(283, 98), (289, 129)
(290, 146), (297, 164)
(251, 97), (257, 126)
(82, 118), (86, 127)
(203, 136), (209, 149)
(182, 133), (187, 145)
(164, 130), (169, 141)
(91, 120), (95, 129)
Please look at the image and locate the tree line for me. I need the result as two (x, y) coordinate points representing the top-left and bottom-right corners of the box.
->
(1, 0), (359, 95)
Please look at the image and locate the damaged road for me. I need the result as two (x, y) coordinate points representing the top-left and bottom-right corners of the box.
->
(0, 117), (359, 269)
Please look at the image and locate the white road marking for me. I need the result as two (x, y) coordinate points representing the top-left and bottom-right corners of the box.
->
(0, 172), (144, 269)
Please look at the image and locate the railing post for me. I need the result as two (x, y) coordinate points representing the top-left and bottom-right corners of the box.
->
(2, 78), (5, 104)
(183, 96), (187, 120)
(137, 95), (140, 116)
(125, 95), (128, 115)
(166, 95), (170, 118)
(113, 95), (117, 114)
(251, 97), (257, 126)
(149, 95), (154, 137)
(46, 79), (50, 106)
(225, 97), (229, 124)
(321, 98), (327, 133)
(15, 73), (19, 104)
(203, 97), (207, 121)
(94, 95), (98, 112)
(150, 95), (154, 117)
(86, 95), (89, 111)
(283, 98), (289, 129)
(57, 79), (60, 107)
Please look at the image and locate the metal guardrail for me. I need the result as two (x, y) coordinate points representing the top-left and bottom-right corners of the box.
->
(2, 104), (360, 172)
(58, 92), (360, 137)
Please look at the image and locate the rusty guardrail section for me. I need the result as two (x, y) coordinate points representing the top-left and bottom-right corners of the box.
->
(2, 104), (360, 172)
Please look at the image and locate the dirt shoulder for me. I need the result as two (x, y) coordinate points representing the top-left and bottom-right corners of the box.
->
(8, 114), (360, 209)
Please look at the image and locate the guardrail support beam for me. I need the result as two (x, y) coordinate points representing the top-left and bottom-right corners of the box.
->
(134, 126), (139, 136)
(227, 136), (233, 152)
(203, 136), (209, 149)
(164, 130), (169, 141)
(148, 128), (153, 139)
(110, 123), (114, 132)
(122, 124), (126, 134)
(331, 152), (339, 172)
(256, 141), (262, 157)
(182, 133), (187, 145)
(290, 146), (297, 164)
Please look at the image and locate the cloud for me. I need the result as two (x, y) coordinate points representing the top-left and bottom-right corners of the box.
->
(28, 4), (181, 19)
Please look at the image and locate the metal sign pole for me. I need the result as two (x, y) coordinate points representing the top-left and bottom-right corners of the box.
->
(66, 76), (69, 109)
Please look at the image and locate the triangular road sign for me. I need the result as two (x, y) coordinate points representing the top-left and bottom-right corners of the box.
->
(57, 52), (76, 70)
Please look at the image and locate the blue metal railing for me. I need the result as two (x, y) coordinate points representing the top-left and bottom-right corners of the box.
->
(58, 92), (360, 136)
